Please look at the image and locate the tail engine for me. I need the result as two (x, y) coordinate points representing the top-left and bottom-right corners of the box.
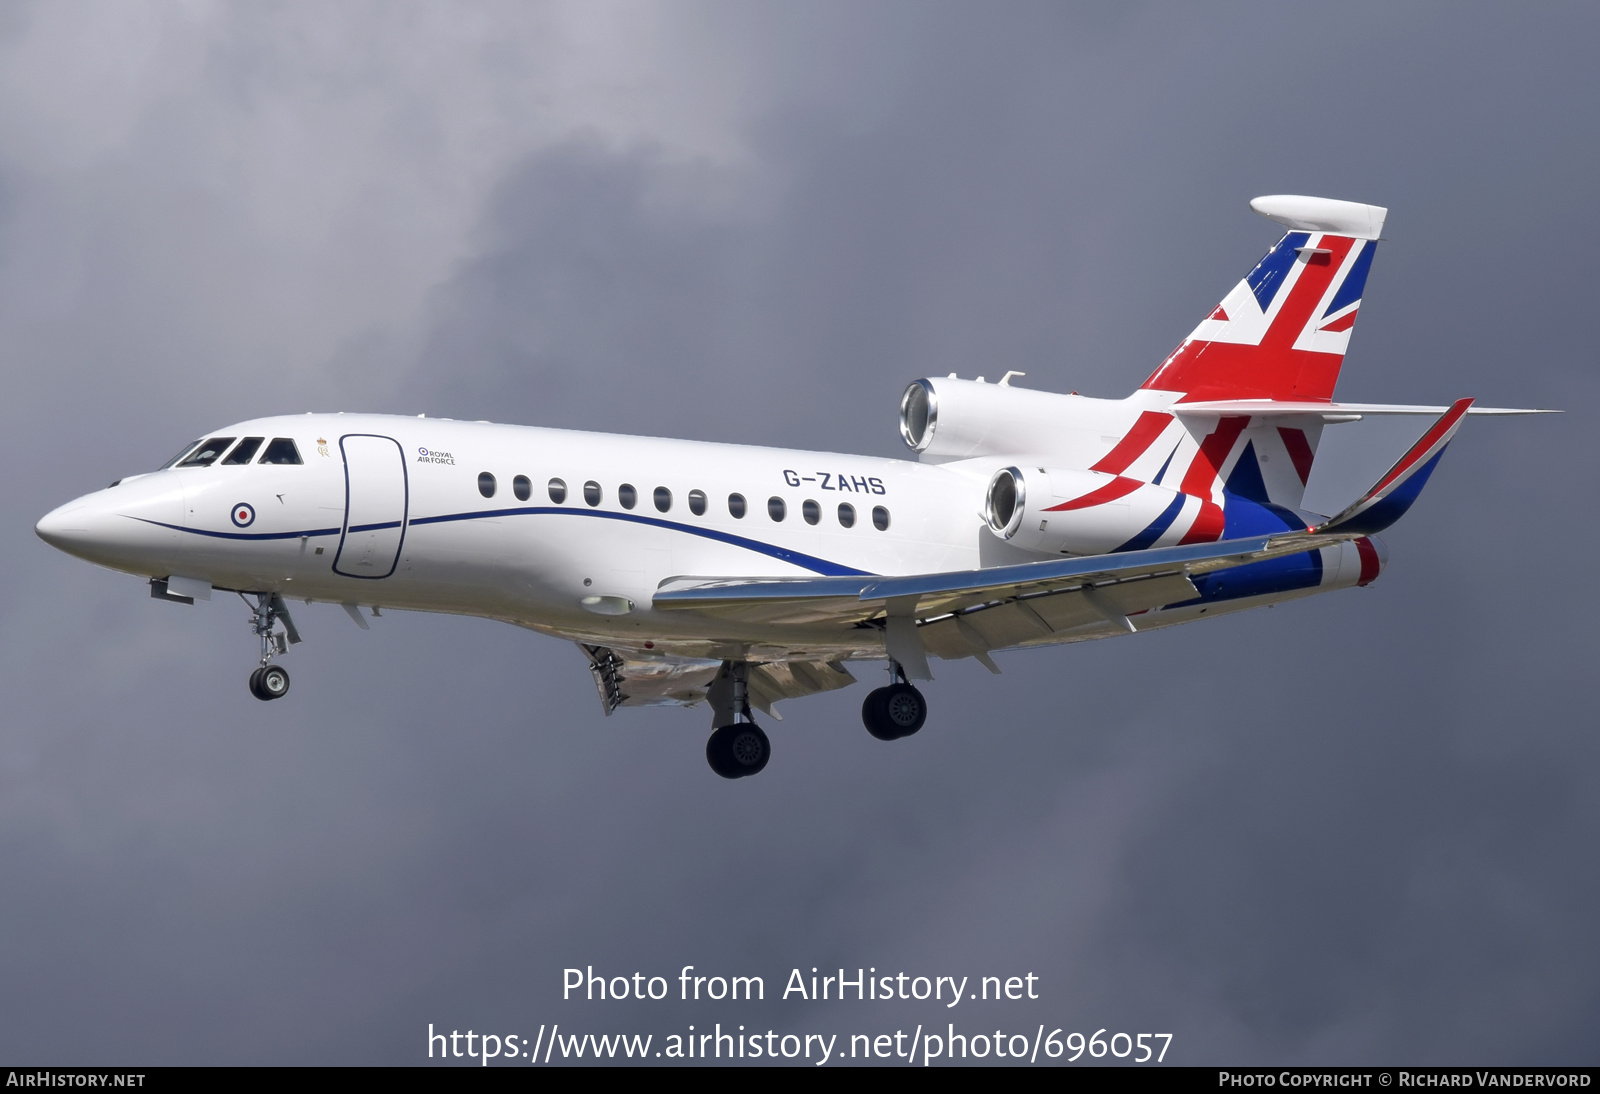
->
(984, 465), (1189, 556)
(899, 377), (1100, 462)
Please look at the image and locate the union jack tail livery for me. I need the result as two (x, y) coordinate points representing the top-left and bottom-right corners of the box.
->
(1143, 195), (1387, 405)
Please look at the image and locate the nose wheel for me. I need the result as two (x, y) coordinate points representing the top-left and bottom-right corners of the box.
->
(249, 664), (291, 701)
(241, 592), (300, 702)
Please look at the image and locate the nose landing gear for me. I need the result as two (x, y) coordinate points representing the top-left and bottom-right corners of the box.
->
(242, 592), (300, 701)
(705, 661), (771, 779)
(249, 663), (291, 700)
(862, 662), (927, 740)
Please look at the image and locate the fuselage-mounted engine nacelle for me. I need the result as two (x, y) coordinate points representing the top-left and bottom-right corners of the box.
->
(899, 376), (1096, 462)
(983, 465), (1189, 556)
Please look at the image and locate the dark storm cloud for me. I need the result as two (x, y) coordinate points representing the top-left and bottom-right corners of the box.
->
(2, 1), (1596, 1065)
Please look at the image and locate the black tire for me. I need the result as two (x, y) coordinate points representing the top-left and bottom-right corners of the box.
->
(248, 666), (269, 701)
(706, 727), (736, 778)
(862, 687), (897, 740)
(881, 682), (926, 737)
(863, 683), (926, 740)
(258, 664), (290, 700)
(706, 723), (770, 778)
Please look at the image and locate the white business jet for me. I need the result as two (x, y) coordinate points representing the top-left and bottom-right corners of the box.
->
(36, 196), (1548, 778)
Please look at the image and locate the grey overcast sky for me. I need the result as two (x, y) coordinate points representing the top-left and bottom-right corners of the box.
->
(2, 0), (1596, 1066)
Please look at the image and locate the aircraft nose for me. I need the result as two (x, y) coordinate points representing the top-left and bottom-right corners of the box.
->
(36, 474), (185, 570)
(35, 498), (96, 552)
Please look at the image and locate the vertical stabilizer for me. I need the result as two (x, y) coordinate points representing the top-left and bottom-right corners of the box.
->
(1141, 195), (1387, 405)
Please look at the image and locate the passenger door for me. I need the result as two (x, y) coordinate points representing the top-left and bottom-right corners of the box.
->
(333, 434), (408, 579)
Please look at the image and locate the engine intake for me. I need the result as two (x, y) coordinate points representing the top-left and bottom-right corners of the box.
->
(898, 376), (1107, 462)
(984, 465), (1191, 556)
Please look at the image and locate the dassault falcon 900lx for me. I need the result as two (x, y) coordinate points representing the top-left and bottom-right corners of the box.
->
(37, 195), (1550, 779)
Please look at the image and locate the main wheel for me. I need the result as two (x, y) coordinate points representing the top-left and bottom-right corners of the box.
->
(881, 683), (926, 737)
(862, 683), (926, 740)
(258, 664), (290, 700)
(862, 687), (895, 740)
(706, 723), (770, 779)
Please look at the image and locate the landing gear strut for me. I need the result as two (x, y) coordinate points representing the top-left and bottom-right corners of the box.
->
(862, 661), (927, 741)
(242, 592), (300, 701)
(705, 661), (771, 779)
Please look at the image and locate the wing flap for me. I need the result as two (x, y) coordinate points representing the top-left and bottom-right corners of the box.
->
(747, 659), (857, 718)
(918, 571), (1200, 660)
(580, 643), (855, 717)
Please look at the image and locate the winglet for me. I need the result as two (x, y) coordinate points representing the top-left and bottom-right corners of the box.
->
(1318, 398), (1474, 535)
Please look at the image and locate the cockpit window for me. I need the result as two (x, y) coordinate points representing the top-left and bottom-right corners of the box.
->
(258, 438), (303, 465)
(158, 440), (203, 470)
(221, 437), (265, 465)
(177, 437), (236, 467)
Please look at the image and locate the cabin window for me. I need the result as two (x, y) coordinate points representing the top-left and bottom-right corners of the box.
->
(221, 437), (264, 465)
(654, 486), (672, 513)
(872, 505), (890, 531)
(728, 493), (747, 518)
(837, 502), (856, 528)
(177, 438), (236, 468)
(258, 438), (303, 465)
(802, 499), (821, 525)
(478, 472), (497, 498)
(549, 478), (568, 503)
(158, 440), (202, 470)
(583, 481), (602, 506)
(618, 484), (637, 510)
(768, 496), (786, 522)
(513, 475), (532, 502)
(688, 489), (707, 516)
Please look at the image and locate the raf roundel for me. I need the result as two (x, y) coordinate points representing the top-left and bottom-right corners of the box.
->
(230, 502), (255, 528)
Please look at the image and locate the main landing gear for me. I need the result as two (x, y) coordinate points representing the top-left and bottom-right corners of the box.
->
(705, 661), (771, 779)
(862, 662), (927, 741)
(242, 592), (300, 702)
(699, 660), (928, 778)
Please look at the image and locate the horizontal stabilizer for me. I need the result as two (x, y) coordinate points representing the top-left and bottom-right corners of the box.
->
(1175, 399), (1556, 419)
(1317, 399), (1473, 535)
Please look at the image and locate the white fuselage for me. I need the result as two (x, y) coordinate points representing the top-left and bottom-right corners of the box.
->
(35, 410), (1372, 666)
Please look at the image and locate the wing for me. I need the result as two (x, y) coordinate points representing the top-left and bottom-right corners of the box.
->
(654, 531), (1353, 678)
(580, 644), (855, 718)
